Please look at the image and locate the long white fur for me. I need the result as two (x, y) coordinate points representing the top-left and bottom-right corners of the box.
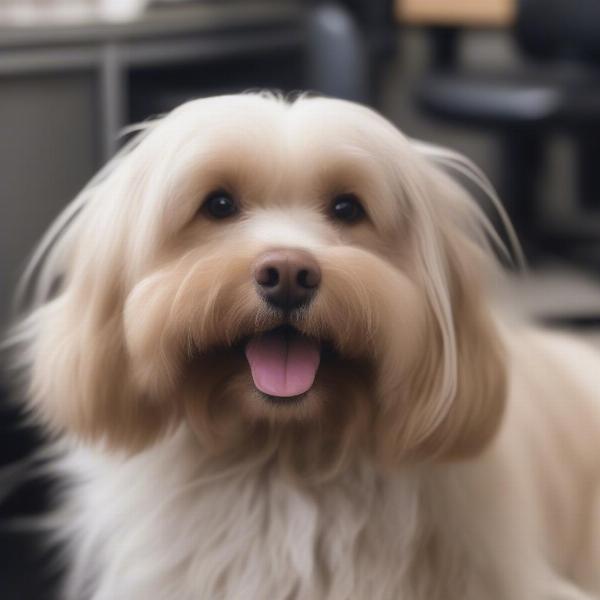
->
(6, 93), (600, 599)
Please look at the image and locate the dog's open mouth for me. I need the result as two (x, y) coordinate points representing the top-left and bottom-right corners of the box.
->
(245, 325), (320, 401)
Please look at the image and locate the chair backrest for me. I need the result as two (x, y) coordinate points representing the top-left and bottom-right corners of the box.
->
(515, 0), (600, 63)
(304, 0), (396, 103)
(305, 2), (369, 102)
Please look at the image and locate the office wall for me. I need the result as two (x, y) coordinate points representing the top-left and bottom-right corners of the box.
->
(0, 73), (99, 328)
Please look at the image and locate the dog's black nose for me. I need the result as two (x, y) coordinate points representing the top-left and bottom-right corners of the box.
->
(254, 249), (321, 310)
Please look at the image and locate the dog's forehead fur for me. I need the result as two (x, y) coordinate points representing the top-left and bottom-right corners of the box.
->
(135, 95), (410, 237)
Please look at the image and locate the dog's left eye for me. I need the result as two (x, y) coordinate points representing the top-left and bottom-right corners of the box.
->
(330, 194), (365, 224)
(202, 190), (238, 219)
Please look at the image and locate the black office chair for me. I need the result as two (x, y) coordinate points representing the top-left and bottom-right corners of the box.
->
(417, 0), (600, 260)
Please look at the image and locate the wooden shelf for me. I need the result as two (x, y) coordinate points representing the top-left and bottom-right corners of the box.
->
(0, 2), (302, 49)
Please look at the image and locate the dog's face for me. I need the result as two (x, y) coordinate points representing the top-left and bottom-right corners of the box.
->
(23, 95), (506, 474)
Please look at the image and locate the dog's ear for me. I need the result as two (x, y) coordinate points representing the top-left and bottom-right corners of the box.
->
(26, 279), (173, 452)
(414, 231), (507, 460)
(376, 163), (508, 462)
(17, 165), (175, 453)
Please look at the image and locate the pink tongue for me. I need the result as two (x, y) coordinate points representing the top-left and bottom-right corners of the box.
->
(245, 329), (320, 397)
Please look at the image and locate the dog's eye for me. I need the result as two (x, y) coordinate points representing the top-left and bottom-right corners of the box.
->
(330, 194), (365, 224)
(202, 190), (238, 219)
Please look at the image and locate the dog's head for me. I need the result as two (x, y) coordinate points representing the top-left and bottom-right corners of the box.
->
(15, 94), (507, 475)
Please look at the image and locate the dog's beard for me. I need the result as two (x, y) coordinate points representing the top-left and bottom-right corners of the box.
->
(181, 341), (374, 477)
(181, 308), (378, 478)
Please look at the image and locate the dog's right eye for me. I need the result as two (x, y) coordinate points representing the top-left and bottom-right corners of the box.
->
(202, 190), (238, 219)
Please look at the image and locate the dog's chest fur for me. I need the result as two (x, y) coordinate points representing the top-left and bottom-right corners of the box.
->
(59, 428), (483, 600)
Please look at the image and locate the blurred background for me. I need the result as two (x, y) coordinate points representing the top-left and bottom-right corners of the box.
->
(1, 0), (600, 597)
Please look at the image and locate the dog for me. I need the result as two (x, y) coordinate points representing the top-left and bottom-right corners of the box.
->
(7, 93), (600, 599)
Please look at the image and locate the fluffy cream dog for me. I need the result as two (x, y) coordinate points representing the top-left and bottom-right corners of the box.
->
(8, 93), (600, 599)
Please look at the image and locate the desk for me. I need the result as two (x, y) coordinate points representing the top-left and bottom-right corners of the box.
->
(396, 0), (515, 27)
